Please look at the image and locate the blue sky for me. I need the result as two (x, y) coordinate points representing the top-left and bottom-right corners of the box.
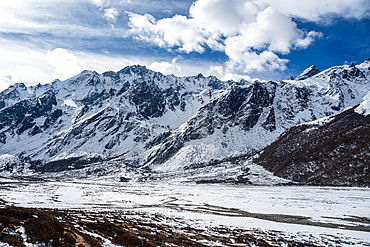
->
(0, 0), (369, 91)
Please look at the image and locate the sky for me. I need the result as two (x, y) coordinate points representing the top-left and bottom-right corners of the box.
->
(0, 0), (369, 91)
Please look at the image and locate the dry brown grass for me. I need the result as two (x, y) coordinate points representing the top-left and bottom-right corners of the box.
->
(0, 204), (327, 247)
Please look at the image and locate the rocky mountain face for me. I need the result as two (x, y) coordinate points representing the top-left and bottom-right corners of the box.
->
(0, 59), (370, 183)
(0, 90), (60, 138)
(253, 103), (370, 186)
(0, 65), (231, 172)
(142, 59), (370, 172)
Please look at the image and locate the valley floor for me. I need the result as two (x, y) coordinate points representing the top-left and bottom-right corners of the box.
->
(0, 178), (369, 246)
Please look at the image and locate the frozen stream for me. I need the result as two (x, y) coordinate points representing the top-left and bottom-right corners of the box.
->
(0, 179), (369, 245)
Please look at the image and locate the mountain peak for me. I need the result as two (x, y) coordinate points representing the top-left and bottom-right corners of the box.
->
(13, 83), (27, 89)
(195, 73), (204, 78)
(361, 58), (370, 66)
(296, 65), (321, 81)
(118, 65), (149, 75)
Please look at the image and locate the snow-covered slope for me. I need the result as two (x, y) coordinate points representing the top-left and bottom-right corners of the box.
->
(355, 91), (370, 116)
(295, 65), (321, 80)
(0, 59), (369, 180)
(0, 65), (232, 170)
(143, 59), (370, 172)
(0, 82), (52, 110)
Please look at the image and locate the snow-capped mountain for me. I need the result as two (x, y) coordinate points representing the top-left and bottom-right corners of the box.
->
(0, 65), (232, 171)
(295, 65), (321, 80)
(141, 59), (370, 172)
(0, 59), (369, 181)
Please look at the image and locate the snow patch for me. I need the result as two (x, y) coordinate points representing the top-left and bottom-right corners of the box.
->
(48, 152), (105, 162)
(62, 98), (78, 108)
(35, 116), (47, 126)
(300, 115), (333, 132)
(0, 154), (20, 167)
(242, 161), (292, 185)
(355, 92), (370, 116)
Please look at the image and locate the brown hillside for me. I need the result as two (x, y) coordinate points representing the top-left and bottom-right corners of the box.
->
(254, 106), (370, 186)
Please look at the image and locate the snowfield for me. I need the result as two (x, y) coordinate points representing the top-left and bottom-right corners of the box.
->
(0, 178), (369, 246)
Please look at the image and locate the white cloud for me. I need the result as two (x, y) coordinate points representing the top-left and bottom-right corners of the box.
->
(209, 66), (224, 77)
(104, 7), (119, 22)
(90, 0), (108, 8)
(45, 48), (87, 81)
(0, 65), (43, 91)
(0, 1), (130, 41)
(209, 65), (252, 82)
(90, 1), (126, 23)
(264, 0), (370, 22)
(128, 12), (208, 53)
(148, 58), (182, 75)
(128, 0), (370, 75)
(294, 31), (324, 49)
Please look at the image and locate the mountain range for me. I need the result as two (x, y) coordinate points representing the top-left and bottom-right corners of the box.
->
(0, 59), (369, 186)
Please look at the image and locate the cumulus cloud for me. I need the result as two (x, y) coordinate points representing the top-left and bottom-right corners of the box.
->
(128, 13), (209, 53)
(104, 7), (119, 22)
(0, 65), (42, 91)
(45, 48), (87, 81)
(148, 58), (182, 75)
(128, 0), (370, 75)
(209, 65), (252, 82)
(294, 31), (324, 49)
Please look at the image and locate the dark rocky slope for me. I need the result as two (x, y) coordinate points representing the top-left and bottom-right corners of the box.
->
(254, 106), (370, 186)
